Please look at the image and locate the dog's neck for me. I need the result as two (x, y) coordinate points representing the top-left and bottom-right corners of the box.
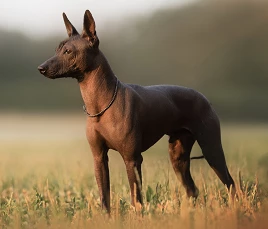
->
(79, 51), (118, 117)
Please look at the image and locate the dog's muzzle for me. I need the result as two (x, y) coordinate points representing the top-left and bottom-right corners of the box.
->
(38, 65), (47, 75)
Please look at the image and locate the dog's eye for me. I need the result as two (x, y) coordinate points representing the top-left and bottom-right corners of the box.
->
(64, 49), (72, 54)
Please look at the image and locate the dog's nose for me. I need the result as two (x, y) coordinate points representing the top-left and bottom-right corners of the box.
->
(38, 65), (46, 74)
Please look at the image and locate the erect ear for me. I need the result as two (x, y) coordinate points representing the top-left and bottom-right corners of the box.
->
(81, 10), (99, 48)
(63, 13), (79, 37)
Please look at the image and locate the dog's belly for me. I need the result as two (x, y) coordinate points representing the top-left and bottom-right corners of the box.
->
(140, 133), (164, 152)
(139, 116), (180, 152)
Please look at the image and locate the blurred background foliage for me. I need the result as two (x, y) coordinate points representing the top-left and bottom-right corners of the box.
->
(1, 0), (268, 121)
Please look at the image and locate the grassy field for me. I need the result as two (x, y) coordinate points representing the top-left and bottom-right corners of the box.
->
(1, 113), (268, 229)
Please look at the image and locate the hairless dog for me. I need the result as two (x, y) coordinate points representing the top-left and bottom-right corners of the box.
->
(38, 10), (235, 213)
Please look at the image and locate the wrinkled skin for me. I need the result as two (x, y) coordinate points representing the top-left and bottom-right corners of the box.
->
(38, 10), (236, 214)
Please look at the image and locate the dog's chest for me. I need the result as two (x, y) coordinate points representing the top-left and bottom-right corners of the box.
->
(87, 116), (136, 152)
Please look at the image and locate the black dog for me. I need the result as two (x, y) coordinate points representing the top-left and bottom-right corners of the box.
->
(38, 10), (235, 213)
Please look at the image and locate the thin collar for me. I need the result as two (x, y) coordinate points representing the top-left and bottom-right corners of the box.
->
(83, 77), (119, 118)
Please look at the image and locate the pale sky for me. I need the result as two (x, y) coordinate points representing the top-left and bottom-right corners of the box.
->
(2, 0), (197, 38)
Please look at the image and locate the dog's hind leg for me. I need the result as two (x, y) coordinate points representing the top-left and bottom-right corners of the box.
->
(168, 130), (199, 198)
(196, 112), (235, 195)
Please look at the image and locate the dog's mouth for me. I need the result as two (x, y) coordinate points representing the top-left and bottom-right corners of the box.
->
(37, 64), (82, 81)
(44, 75), (57, 79)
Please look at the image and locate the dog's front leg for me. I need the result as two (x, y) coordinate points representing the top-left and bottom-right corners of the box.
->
(92, 148), (110, 213)
(123, 154), (143, 207)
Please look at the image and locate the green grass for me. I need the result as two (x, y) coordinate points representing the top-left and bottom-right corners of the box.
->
(1, 114), (268, 228)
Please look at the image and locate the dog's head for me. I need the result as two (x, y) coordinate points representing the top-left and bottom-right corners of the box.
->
(38, 10), (99, 81)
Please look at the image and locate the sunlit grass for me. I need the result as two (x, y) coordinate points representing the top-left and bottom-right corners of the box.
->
(0, 114), (268, 228)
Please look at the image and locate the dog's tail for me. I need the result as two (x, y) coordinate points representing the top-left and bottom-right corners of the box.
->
(190, 155), (205, 160)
